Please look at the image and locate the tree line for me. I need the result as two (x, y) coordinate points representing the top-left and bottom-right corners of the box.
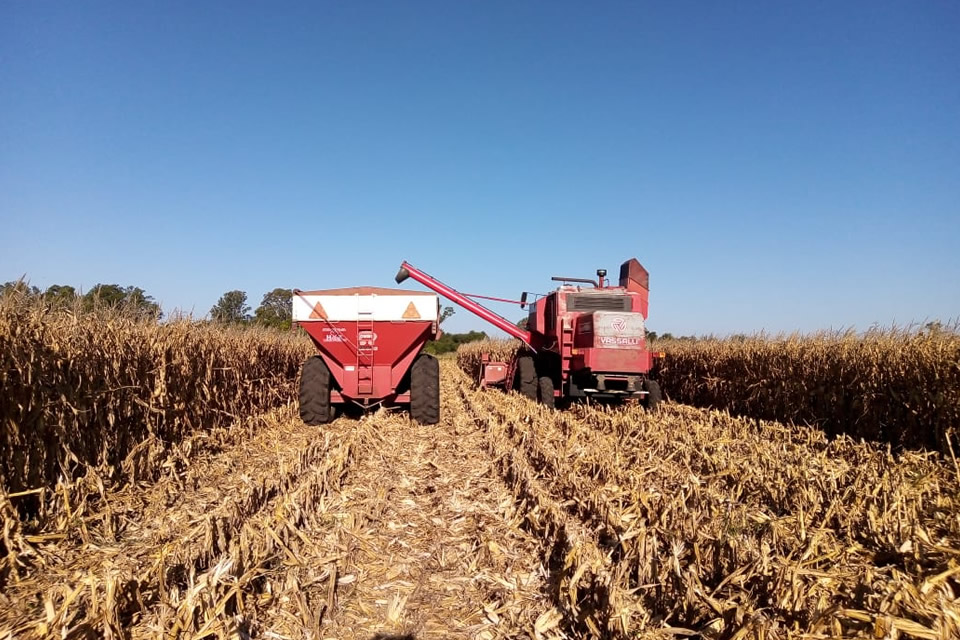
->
(0, 281), (295, 330)
(208, 288), (294, 329)
(1, 281), (162, 319)
(2, 280), (492, 349)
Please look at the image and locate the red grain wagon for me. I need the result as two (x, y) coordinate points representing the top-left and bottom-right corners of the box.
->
(293, 287), (441, 424)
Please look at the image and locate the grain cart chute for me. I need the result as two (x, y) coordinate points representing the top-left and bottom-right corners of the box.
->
(293, 287), (441, 425)
(395, 259), (662, 408)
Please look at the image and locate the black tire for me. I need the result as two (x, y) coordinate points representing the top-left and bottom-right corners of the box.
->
(643, 378), (662, 410)
(410, 353), (440, 425)
(538, 375), (556, 409)
(514, 356), (537, 401)
(299, 356), (333, 425)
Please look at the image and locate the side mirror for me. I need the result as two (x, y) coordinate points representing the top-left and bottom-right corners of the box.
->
(520, 292), (528, 309)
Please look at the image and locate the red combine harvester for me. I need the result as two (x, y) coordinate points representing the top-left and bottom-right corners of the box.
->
(293, 287), (441, 424)
(395, 259), (662, 408)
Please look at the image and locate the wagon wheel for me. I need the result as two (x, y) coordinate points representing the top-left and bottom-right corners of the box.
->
(299, 356), (333, 425)
(410, 353), (440, 425)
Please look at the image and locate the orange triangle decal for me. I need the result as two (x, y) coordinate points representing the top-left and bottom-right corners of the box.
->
(309, 301), (327, 319)
(402, 301), (421, 319)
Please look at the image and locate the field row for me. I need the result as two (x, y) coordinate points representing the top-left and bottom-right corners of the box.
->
(2, 302), (959, 638)
(456, 330), (960, 454)
(3, 362), (573, 638)
(452, 362), (960, 638)
(0, 298), (311, 505)
(2, 359), (958, 638)
(656, 330), (960, 453)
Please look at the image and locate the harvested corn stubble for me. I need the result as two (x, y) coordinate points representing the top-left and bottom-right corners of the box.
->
(3, 295), (958, 639)
(451, 360), (960, 639)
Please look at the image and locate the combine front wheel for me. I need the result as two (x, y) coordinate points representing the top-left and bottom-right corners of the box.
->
(514, 356), (538, 401)
(410, 353), (440, 425)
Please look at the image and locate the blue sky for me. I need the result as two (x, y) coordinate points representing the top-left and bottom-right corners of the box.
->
(2, 2), (958, 336)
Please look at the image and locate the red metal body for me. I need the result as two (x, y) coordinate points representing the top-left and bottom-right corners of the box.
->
(295, 287), (438, 407)
(397, 259), (659, 400)
(480, 353), (512, 388)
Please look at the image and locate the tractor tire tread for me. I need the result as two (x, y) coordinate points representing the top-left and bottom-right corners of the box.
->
(515, 356), (538, 401)
(410, 353), (440, 425)
(538, 375), (556, 409)
(299, 356), (333, 425)
(643, 378), (663, 410)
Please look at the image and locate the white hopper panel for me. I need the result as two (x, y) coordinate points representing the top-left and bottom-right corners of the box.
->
(293, 286), (438, 322)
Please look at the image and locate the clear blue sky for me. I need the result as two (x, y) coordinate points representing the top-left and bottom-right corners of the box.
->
(2, 2), (958, 336)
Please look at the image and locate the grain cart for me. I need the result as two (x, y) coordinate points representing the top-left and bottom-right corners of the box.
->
(293, 287), (440, 424)
(395, 259), (662, 408)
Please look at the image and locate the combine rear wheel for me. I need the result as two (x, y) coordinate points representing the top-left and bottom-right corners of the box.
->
(643, 378), (662, 410)
(514, 356), (538, 401)
(410, 353), (440, 425)
(299, 356), (333, 425)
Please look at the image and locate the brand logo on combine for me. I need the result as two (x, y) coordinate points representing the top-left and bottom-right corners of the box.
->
(611, 317), (626, 332)
(358, 331), (378, 345)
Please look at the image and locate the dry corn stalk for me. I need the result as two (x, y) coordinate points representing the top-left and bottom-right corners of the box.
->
(0, 294), (314, 584)
(655, 328), (960, 453)
(451, 361), (960, 638)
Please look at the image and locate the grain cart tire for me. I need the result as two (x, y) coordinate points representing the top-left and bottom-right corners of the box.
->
(642, 378), (662, 410)
(410, 353), (440, 425)
(299, 356), (333, 425)
(515, 356), (538, 401)
(538, 375), (556, 409)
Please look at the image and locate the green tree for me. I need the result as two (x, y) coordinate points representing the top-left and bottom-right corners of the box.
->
(124, 287), (161, 318)
(254, 288), (293, 330)
(83, 284), (161, 319)
(424, 330), (488, 355)
(516, 317), (529, 330)
(1, 280), (40, 298)
(210, 290), (251, 324)
(43, 284), (78, 307)
(439, 306), (455, 324)
(646, 330), (658, 341)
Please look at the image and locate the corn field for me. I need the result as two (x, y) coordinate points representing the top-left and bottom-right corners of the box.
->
(1, 309), (958, 638)
(655, 330), (960, 453)
(0, 296), (311, 523)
